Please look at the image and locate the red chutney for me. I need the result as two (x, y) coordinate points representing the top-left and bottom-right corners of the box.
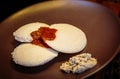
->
(41, 27), (57, 41)
(31, 27), (57, 48)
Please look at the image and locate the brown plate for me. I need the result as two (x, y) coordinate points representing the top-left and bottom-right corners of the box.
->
(0, 1), (120, 79)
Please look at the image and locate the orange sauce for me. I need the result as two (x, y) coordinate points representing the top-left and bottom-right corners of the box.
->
(31, 27), (57, 48)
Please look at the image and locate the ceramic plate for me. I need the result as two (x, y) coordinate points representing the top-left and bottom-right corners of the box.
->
(0, 1), (120, 79)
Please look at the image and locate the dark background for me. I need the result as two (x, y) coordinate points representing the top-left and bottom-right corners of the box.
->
(0, 0), (119, 22)
(0, 0), (49, 22)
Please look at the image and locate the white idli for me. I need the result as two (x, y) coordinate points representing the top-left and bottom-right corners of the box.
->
(44, 23), (87, 54)
(11, 43), (58, 67)
(13, 22), (49, 42)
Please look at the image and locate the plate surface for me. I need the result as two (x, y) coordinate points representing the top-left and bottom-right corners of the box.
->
(0, 1), (120, 79)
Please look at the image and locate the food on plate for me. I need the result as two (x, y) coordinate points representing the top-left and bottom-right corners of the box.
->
(13, 22), (49, 42)
(44, 23), (87, 54)
(11, 43), (58, 67)
(12, 22), (88, 67)
(60, 53), (97, 74)
(31, 27), (57, 48)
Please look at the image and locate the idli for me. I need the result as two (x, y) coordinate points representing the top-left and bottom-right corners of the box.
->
(13, 22), (49, 42)
(44, 23), (87, 54)
(11, 43), (58, 67)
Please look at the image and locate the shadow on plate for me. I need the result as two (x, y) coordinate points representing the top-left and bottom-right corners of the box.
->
(10, 57), (58, 74)
(10, 52), (78, 74)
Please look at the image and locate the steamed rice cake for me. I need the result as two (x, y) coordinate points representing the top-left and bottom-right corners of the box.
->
(13, 22), (49, 42)
(11, 43), (58, 67)
(44, 23), (87, 54)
